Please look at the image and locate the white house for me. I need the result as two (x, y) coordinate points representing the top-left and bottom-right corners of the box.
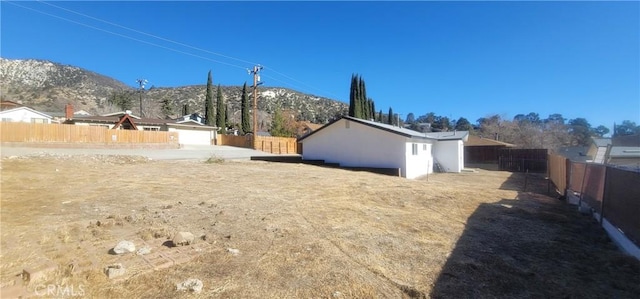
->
(298, 116), (468, 179)
(0, 106), (53, 124)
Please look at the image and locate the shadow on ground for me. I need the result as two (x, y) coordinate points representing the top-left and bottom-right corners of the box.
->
(498, 171), (550, 194)
(430, 173), (640, 298)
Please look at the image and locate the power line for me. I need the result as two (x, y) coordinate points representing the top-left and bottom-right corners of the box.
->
(5, 0), (339, 98)
(262, 67), (342, 99)
(5, 1), (249, 71)
(36, 0), (260, 67)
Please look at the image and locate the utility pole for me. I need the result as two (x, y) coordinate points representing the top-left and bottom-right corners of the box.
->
(136, 78), (148, 117)
(249, 65), (263, 149)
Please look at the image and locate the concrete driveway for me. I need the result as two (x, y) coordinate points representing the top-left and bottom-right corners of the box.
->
(0, 144), (297, 160)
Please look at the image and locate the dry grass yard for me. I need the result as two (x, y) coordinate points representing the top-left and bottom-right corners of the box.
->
(1, 154), (639, 298)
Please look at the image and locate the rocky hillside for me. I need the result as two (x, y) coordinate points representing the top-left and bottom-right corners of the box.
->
(0, 58), (348, 124)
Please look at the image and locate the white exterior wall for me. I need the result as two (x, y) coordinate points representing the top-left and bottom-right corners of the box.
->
(302, 119), (408, 175)
(168, 127), (214, 145)
(433, 140), (464, 172)
(0, 108), (51, 124)
(405, 142), (434, 179)
(594, 147), (607, 164)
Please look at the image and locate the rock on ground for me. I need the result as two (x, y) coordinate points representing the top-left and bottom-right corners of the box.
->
(104, 263), (126, 279)
(227, 248), (240, 255)
(136, 246), (151, 256)
(176, 278), (203, 293)
(172, 232), (195, 246)
(113, 240), (136, 254)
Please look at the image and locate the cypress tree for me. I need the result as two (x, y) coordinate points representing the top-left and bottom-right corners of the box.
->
(204, 70), (215, 126)
(359, 77), (367, 119)
(348, 74), (376, 120)
(183, 103), (190, 116)
(388, 107), (394, 125)
(225, 103), (229, 128)
(348, 74), (356, 117)
(378, 110), (383, 122)
(369, 99), (375, 121)
(241, 82), (251, 133)
(353, 75), (362, 118)
(216, 85), (226, 132)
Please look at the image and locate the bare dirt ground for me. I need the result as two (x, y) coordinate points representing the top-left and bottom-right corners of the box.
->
(1, 154), (638, 298)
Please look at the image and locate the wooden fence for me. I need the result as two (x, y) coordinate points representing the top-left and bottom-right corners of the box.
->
(603, 168), (640, 246)
(217, 134), (300, 154)
(465, 146), (508, 164)
(498, 148), (548, 172)
(217, 134), (252, 148)
(548, 153), (568, 193)
(548, 153), (640, 249)
(1, 122), (179, 145)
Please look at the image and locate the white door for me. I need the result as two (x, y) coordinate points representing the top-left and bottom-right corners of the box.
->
(175, 129), (212, 145)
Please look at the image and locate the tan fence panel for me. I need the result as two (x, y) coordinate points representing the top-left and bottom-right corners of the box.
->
(255, 136), (298, 154)
(548, 153), (567, 193)
(568, 162), (586, 192)
(603, 168), (640, 247)
(216, 134), (298, 154)
(1, 122), (178, 145)
(218, 135), (252, 148)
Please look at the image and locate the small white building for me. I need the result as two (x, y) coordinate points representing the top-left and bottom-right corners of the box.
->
(298, 116), (468, 179)
(0, 106), (53, 124)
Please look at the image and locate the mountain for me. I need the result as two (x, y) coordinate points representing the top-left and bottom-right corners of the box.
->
(0, 58), (348, 124)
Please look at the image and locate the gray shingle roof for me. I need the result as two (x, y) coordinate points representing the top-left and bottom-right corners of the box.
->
(593, 138), (611, 147)
(609, 146), (640, 158)
(299, 116), (468, 141)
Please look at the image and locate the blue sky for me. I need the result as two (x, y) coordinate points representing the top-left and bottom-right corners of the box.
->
(2, 1), (638, 130)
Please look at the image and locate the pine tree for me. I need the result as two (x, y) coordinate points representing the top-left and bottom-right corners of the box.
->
(160, 97), (173, 119)
(388, 107), (394, 125)
(270, 109), (287, 137)
(241, 82), (251, 134)
(216, 85), (226, 132)
(204, 71), (215, 126)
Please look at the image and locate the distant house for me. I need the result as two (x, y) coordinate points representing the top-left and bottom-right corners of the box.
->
(605, 134), (640, 170)
(0, 106), (53, 124)
(64, 105), (218, 145)
(0, 100), (24, 111)
(297, 121), (324, 138)
(586, 138), (611, 163)
(298, 116), (468, 179)
(463, 135), (515, 165)
(555, 146), (590, 163)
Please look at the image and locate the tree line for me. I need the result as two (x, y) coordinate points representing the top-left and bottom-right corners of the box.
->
(403, 111), (639, 148)
(344, 74), (638, 149)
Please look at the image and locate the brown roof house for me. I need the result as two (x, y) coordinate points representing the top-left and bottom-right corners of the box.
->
(297, 121), (325, 138)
